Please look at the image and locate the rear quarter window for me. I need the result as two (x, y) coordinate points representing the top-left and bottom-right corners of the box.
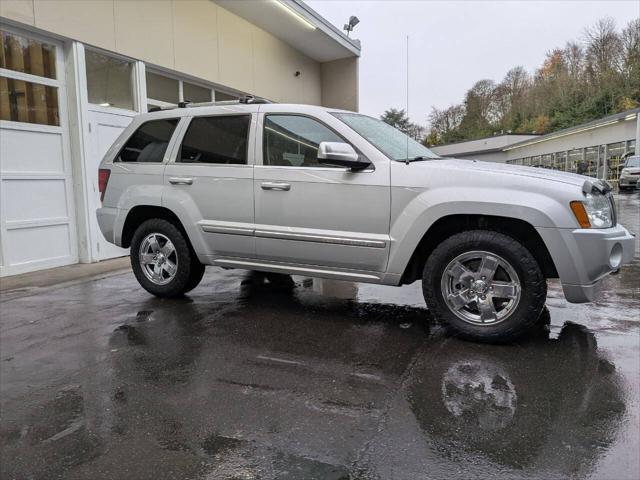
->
(117, 118), (179, 163)
(179, 115), (250, 164)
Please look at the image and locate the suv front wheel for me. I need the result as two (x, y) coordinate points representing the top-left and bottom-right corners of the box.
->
(130, 219), (205, 298)
(422, 230), (546, 342)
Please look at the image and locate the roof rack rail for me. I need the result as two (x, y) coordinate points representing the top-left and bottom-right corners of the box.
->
(148, 95), (272, 112)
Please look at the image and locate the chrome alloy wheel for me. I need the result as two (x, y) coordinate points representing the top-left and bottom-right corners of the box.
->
(139, 233), (178, 285)
(441, 250), (521, 325)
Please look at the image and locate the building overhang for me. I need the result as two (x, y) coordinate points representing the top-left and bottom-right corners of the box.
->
(216, 0), (361, 63)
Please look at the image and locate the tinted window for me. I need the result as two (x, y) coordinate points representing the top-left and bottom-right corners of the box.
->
(263, 115), (343, 167)
(118, 119), (178, 163)
(179, 115), (250, 164)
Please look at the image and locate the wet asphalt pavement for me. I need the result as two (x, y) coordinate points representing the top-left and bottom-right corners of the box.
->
(1, 194), (639, 480)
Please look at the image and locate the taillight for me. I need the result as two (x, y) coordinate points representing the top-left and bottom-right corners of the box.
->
(98, 169), (111, 202)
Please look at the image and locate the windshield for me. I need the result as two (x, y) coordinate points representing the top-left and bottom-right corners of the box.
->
(625, 156), (640, 168)
(333, 113), (439, 161)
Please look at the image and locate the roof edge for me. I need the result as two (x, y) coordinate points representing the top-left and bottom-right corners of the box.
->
(290, 0), (361, 57)
(504, 108), (640, 151)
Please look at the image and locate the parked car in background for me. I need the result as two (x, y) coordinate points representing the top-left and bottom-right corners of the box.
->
(96, 99), (636, 343)
(619, 155), (640, 191)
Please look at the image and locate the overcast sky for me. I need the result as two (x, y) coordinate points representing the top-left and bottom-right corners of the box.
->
(307, 0), (640, 125)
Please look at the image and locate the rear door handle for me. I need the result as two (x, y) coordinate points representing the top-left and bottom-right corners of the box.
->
(169, 177), (193, 185)
(261, 182), (291, 191)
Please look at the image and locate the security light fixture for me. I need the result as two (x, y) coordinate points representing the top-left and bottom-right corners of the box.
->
(343, 16), (360, 37)
(274, 0), (316, 30)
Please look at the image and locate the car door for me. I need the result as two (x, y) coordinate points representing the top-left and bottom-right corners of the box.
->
(254, 108), (391, 273)
(163, 106), (257, 260)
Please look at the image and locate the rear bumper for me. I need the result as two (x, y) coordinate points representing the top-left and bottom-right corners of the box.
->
(97, 206), (126, 247)
(537, 224), (636, 303)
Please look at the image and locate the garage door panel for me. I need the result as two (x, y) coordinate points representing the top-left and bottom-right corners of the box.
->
(0, 28), (77, 276)
(2, 178), (70, 223)
(0, 127), (65, 174)
(4, 224), (72, 265)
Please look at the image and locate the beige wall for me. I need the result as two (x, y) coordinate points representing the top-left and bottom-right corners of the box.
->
(321, 57), (358, 112)
(1, 0), (331, 105)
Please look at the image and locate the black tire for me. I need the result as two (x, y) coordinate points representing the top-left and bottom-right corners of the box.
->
(422, 230), (546, 343)
(130, 218), (204, 298)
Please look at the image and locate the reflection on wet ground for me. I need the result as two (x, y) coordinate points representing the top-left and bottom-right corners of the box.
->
(1, 193), (638, 480)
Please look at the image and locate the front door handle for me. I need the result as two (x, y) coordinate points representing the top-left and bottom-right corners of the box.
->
(169, 177), (193, 185)
(261, 182), (291, 191)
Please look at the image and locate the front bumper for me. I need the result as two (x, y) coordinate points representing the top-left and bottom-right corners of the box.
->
(619, 176), (639, 187)
(537, 224), (636, 303)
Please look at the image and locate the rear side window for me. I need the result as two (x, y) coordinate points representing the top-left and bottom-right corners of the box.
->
(179, 115), (250, 164)
(117, 118), (179, 163)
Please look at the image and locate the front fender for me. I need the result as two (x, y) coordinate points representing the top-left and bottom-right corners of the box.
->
(387, 185), (576, 275)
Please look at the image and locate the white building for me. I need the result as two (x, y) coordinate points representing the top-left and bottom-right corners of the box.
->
(431, 109), (640, 182)
(0, 0), (360, 276)
(431, 134), (539, 163)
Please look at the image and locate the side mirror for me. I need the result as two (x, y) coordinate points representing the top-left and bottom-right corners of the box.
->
(317, 142), (371, 170)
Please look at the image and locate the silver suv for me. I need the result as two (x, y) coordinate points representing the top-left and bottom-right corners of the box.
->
(97, 100), (635, 342)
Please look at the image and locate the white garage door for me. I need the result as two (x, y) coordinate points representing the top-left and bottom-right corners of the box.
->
(0, 28), (77, 276)
(87, 107), (132, 260)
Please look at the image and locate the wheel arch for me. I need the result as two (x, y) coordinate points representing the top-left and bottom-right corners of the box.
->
(400, 214), (559, 285)
(121, 205), (194, 253)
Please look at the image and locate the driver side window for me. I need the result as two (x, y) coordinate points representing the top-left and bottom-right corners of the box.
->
(263, 115), (343, 168)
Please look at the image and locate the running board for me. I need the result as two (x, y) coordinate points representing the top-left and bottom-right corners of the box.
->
(212, 258), (383, 283)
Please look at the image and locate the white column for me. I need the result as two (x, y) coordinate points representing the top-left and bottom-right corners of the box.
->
(635, 111), (640, 155)
(133, 61), (147, 113)
(64, 41), (95, 263)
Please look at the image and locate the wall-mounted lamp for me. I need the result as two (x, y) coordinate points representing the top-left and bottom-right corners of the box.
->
(343, 16), (360, 37)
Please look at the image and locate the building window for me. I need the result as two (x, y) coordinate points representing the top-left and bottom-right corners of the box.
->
(146, 70), (222, 111)
(180, 115), (250, 164)
(606, 141), (626, 181)
(215, 91), (238, 102)
(85, 49), (134, 110)
(117, 119), (179, 163)
(0, 30), (56, 79)
(0, 77), (59, 125)
(146, 71), (179, 105)
(183, 81), (212, 103)
(145, 69), (242, 111)
(0, 30), (59, 126)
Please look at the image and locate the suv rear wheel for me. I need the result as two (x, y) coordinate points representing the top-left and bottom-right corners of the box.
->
(422, 230), (546, 342)
(130, 219), (205, 298)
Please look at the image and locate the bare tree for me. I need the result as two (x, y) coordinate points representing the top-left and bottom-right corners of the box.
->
(621, 18), (640, 71)
(427, 105), (465, 144)
(584, 17), (623, 78)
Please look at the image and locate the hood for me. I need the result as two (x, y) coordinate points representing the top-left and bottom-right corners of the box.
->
(429, 158), (587, 187)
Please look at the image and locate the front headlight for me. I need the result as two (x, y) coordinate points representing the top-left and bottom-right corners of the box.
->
(571, 192), (613, 228)
(583, 192), (613, 228)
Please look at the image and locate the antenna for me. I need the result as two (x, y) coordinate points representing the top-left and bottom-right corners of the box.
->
(405, 35), (410, 165)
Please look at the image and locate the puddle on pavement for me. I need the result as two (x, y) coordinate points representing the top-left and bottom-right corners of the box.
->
(1, 192), (638, 479)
